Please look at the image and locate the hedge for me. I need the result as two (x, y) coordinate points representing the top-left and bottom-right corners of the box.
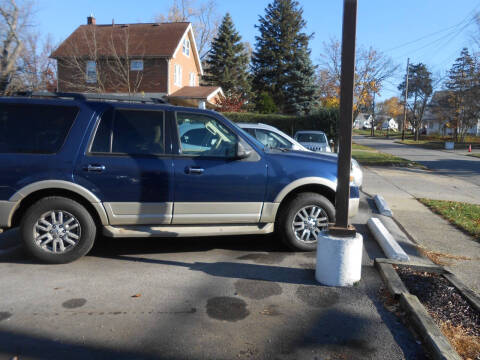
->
(222, 109), (339, 139)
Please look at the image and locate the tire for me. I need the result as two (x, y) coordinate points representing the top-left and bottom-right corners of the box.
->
(276, 192), (335, 251)
(20, 196), (97, 264)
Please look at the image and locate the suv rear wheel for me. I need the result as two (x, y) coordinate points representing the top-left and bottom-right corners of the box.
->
(20, 196), (96, 263)
(277, 192), (335, 251)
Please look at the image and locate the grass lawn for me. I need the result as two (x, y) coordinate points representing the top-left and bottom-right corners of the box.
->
(352, 143), (424, 167)
(467, 153), (480, 158)
(418, 198), (480, 241)
(396, 135), (480, 150)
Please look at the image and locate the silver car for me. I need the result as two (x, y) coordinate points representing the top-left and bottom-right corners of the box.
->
(238, 123), (363, 188)
(294, 130), (332, 152)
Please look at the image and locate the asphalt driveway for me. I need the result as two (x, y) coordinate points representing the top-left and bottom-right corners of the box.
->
(0, 195), (425, 360)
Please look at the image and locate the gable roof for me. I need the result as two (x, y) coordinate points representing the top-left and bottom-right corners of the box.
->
(168, 86), (224, 100)
(52, 22), (190, 59)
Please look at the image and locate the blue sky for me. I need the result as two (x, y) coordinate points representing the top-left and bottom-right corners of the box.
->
(36, 0), (480, 100)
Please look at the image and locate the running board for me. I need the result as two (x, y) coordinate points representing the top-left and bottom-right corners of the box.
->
(102, 223), (275, 238)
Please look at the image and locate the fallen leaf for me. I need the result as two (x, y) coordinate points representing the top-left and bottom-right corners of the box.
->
(131, 294), (141, 298)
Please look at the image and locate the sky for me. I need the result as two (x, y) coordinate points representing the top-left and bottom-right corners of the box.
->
(35, 0), (480, 101)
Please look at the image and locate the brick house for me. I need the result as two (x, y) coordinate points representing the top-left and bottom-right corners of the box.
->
(51, 16), (223, 108)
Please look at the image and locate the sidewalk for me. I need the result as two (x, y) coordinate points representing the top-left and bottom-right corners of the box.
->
(363, 166), (480, 294)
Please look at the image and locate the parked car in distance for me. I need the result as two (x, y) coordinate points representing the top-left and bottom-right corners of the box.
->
(0, 93), (360, 263)
(238, 123), (307, 151)
(294, 131), (332, 152)
(239, 123), (362, 188)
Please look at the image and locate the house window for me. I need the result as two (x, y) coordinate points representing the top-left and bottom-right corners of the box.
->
(86, 60), (97, 83)
(130, 60), (143, 71)
(182, 38), (190, 56)
(189, 72), (195, 86)
(174, 64), (182, 87)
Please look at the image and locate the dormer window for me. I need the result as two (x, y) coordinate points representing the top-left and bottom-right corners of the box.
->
(182, 38), (190, 56)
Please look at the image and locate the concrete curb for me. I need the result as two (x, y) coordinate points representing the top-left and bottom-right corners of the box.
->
(374, 194), (393, 217)
(368, 217), (409, 261)
(400, 293), (462, 360)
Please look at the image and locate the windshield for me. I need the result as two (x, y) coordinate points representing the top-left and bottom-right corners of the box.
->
(296, 133), (327, 144)
(254, 128), (293, 149)
(222, 116), (266, 150)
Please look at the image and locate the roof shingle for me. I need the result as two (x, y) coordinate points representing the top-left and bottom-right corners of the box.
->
(51, 22), (190, 58)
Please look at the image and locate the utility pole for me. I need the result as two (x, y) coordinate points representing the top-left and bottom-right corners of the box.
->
(401, 58), (410, 141)
(371, 91), (376, 137)
(331, 0), (357, 234)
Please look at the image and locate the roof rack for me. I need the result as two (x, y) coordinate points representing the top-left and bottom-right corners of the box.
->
(13, 91), (167, 104)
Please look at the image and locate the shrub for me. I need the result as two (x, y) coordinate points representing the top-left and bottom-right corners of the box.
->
(223, 108), (339, 139)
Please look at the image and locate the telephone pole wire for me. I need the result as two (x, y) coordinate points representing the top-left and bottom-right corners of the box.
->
(402, 58), (410, 141)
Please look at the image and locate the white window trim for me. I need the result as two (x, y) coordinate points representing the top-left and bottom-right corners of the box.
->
(189, 72), (195, 86)
(86, 60), (97, 83)
(182, 38), (190, 57)
(174, 64), (182, 87)
(130, 60), (144, 71)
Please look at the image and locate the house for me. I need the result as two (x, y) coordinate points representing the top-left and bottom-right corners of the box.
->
(373, 115), (398, 131)
(51, 15), (223, 108)
(353, 113), (373, 129)
(423, 91), (480, 136)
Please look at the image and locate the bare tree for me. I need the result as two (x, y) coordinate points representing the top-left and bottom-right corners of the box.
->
(9, 33), (57, 92)
(57, 25), (107, 93)
(156, 0), (220, 60)
(0, 0), (32, 94)
(318, 38), (399, 117)
(57, 25), (149, 94)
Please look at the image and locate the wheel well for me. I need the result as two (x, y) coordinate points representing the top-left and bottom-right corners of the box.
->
(11, 189), (103, 228)
(276, 184), (336, 221)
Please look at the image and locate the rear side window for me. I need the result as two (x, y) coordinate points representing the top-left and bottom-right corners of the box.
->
(90, 108), (165, 156)
(0, 103), (78, 154)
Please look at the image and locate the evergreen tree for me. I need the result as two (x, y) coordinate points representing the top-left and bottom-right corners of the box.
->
(442, 48), (480, 141)
(252, 0), (316, 114)
(203, 13), (250, 100)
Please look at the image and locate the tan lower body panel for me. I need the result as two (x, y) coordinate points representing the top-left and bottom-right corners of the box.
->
(104, 202), (173, 225)
(172, 202), (264, 224)
(102, 223), (274, 238)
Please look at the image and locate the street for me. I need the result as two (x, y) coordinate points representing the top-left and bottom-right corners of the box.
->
(354, 135), (480, 186)
(0, 195), (424, 360)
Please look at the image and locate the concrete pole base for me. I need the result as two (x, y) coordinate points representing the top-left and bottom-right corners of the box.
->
(315, 232), (363, 286)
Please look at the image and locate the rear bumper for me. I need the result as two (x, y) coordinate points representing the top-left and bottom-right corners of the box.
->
(0, 201), (17, 228)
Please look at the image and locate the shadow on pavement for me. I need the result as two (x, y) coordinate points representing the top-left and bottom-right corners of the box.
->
(103, 254), (318, 286)
(0, 329), (158, 360)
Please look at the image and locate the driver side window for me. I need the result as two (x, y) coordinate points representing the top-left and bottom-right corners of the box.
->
(176, 112), (237, 157)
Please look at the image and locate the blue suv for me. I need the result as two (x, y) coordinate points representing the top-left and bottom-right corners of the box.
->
(0, 93), (359, 263)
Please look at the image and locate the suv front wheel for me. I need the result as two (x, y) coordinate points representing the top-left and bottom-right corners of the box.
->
(20, 196), (97, 263)
(277, 192), (335, 251)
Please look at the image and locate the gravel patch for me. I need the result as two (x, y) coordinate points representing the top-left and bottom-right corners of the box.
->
(395, 266), (480, 337)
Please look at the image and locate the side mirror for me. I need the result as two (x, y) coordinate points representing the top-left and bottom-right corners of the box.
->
(236, 140), (252, 159)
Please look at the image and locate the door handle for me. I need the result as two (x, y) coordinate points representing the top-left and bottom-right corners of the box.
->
(86, 164), (106, 172)
(185, 167), (204, 175)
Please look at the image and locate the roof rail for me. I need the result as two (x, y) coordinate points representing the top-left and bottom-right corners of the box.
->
(13, 91), (167, 104)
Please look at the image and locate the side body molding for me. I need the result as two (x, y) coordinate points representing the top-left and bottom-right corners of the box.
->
(260, 177), (337, 223)
(9, 180), (109, 225)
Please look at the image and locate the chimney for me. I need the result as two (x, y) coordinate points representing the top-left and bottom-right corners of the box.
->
(87, 14), (96, 25)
